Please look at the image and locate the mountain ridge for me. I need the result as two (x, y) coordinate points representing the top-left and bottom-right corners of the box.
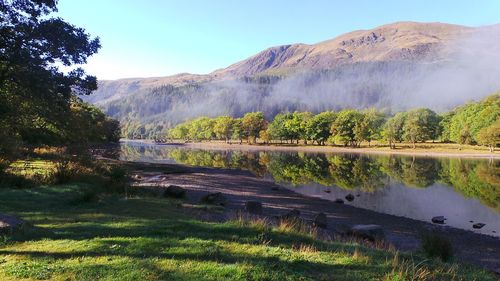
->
(90, 21), (476, 104)
(86, 21), (500, 137)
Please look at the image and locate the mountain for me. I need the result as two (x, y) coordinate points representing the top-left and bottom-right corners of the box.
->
(213, 22), (470, 77)
(89, 22), (472, 104)
(84, 21), (500, 138)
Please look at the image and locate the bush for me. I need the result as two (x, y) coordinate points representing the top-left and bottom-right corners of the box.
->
(421, 232), (453, 262)
(108, 166), (127, 182)
(53, 160), (78, 184)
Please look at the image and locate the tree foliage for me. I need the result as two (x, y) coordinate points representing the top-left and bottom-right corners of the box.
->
(166, 94), (498, 152)
(443, 94), (500, 144)
(0, 0), (119, 155)
(476, 119), (500, 152)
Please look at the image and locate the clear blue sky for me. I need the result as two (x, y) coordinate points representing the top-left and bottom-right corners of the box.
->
(57, 0), (500, 80)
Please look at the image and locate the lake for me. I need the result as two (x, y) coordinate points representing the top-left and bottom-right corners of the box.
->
(119, 141), (500, 237)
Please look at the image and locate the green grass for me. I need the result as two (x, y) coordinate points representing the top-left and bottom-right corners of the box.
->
(0, 184), (496, 281)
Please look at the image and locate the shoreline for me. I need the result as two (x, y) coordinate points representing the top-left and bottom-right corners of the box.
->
(124, 139), (500, 159)
(127, 160), (500, 272)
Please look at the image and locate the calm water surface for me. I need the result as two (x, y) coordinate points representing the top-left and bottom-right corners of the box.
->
(119, 142), (500, 237)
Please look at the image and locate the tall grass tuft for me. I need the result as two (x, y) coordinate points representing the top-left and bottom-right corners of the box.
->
(421, 232), (453, 262)
(384, 255), (460, 281)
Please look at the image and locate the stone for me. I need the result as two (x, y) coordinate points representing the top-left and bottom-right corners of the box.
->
(349, 224), (384, 241)
(245, 201), (263, 215)
(0, 214), (26, 234)
(271, 186), (280, 191)
(200, 192), (227, 206)
(334, 199), (344, 204)
(472, 223), (485, 229)
(431, 216), (446, 224)
(323, 189), (331, 193)
(345, 194), (355, 202)
(313, 212), (327, 228)
(164, 185), (186, 198)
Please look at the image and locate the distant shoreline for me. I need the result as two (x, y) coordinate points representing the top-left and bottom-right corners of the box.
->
(121, 139), (500, 159)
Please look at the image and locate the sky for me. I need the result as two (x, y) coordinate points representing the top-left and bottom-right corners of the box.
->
(56, 0), (500, 80)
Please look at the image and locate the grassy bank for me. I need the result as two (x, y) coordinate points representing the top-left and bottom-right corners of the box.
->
(0, 162), (497, 280)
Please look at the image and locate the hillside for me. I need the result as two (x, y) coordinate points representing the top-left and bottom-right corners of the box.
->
(89, 22), (474, 105)
(213, 22), (470, 77)
(84, 21), (500, 138)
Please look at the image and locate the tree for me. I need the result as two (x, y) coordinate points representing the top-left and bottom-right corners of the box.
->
(267, 113), (292, 143)
(383, 112), (407, 149)
(294, 112), (313, 144)
(242, 112), (266, 144)
(306, 111), (336, 145)
(213, 116), (234, 143)
(231, 118), (245, 144)
(259, 130), (270, 144)
(354, 109), (385, 146)
(402, 108), (441, 148)
(0, 0), (102, 149)
(169, 123), (189, 140)
(186, 117), (214, 141)
(446, 94), (499, 144)
(330, 109), (364, 147)
(67, 97), (121, 143)
(476, 120), (500, 152)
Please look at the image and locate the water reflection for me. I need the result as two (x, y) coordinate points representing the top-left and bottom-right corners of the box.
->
(120, 142), (499, 235)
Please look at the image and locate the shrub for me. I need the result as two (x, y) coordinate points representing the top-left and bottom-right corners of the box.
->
(53, 160), (75, 184)
(421, 232), (453, 262)
(108, 166), (127, 182)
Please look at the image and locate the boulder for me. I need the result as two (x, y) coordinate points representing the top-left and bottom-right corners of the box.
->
(200, 192), (227, 206)
(245, 201), (263, 215)
(0, 214), (26, 234)
(313, 212), (327, 228)
(349, 224), (384, 241)
(472, 223), (485, 229)
(334, 199), (344, 204)
(345, 194), (355, 202)
(164, 185), (186, 198)
(431, 216), (446, 224)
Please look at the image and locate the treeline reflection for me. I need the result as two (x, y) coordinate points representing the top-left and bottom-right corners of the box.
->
(121, 145), (499, 211)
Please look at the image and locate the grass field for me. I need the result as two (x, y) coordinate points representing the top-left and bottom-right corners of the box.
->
(0, 180), (496, 281)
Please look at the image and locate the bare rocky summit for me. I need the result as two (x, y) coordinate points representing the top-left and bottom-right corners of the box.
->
(213, 22), (471, 77)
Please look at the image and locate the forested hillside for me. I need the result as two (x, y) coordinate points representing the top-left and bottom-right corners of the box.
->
(87, 22), (500, 139)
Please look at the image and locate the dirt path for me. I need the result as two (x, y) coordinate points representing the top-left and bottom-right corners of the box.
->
(130, 162), (500, 272)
